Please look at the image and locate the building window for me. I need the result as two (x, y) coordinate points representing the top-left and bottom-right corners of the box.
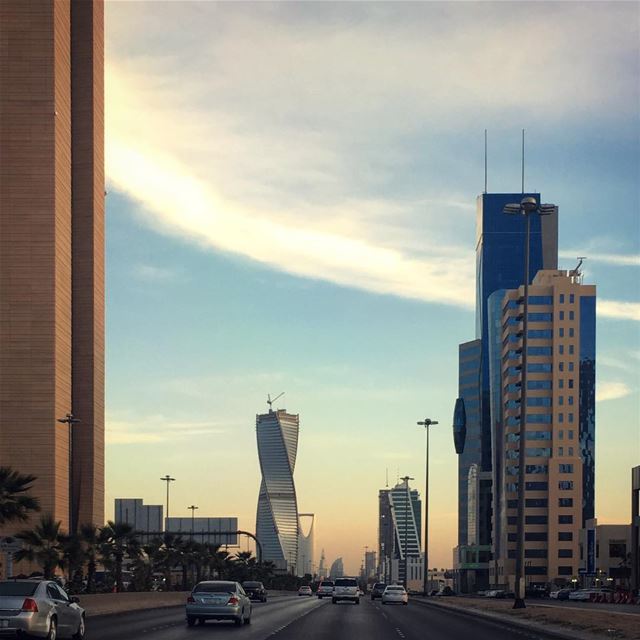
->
(526, 414), (552, 424)
(507, 517), (517, 525)
(559, 328), (564, 337)
(558, 566), (573, 576)
(559, 362), (564, 372)
(558, 549), (573, 558)
(525, 465), (548, 474)
(507, 500), (518, 509)
(570, 294), (575, 304)
(558, 396), (564, 405)
(525, 566), (548, 576)
(525, 482), (548, 491)
(568, 430), (574, 440)
(528, 363), (552, 373)
(529, 313), (553, 322)
(529, 329), (552, 339)
(558, 345), (564, 355)
(568, 446), (574, 456)
(559, 499), (573, 508)
(559, 515), (573, 524)
(568, 379), (574, 389)
(569, 328), (574, 337)
(528, 346), (552, 356)
(559, 294), (565, 304)
(568, 362), (574, 372)
(558, 430), (564, 439)
(568, 396), (574, 405)
(525, 448), (551, 457)
(526, 430), (551, 440)
(559, 379), (564, 389)
(558, 413), (564, 423)
(558, 481), (574, 490)
(569, 310), (575, 320)
(526, 498), (548, 508)
(569, 344), (574, 355)
(525, 532), (548, 541)
(526, 515), (548, 525)
(568, 413), (574, 423)
(525, 549), (548, 558)
(559, 464), (574, 473)
(558, 446), (564, 456)
(527, 397), (552, 407)
(528, 380), (552, 390)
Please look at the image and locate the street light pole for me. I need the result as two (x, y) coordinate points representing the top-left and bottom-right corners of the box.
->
(188, 505), (198, 538)
(57, 412), (81, 534)
(160, 475), (176, 531)
(417, 418), (439, 595)
(503, 196), (557, 609)
(400, 475), (414, 589)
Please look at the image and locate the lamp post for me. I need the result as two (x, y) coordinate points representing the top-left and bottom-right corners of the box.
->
(160, 475), (176, 531)
(188, 505), (198, 537)
(417, 418), (439, 595)
(503, 196), (558, 609)
(400, 475), (414, 589)
(57, 412), (81, 534)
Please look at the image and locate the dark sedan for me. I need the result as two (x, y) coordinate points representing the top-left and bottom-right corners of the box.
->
(370, 582), (387, 600)
(242, 581), (267, 602)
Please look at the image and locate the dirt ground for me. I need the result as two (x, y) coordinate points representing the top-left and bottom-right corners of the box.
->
(426, 596), (640, 640)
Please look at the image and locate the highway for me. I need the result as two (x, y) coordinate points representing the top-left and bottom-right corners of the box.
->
(88, 594), (567, 640)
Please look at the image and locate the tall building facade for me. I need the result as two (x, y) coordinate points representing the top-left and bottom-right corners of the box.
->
(297, 513), (315, 577)
(496, 269), (596, 587)
(0, 0), (105, 532)
(378, 479), (421, 585)
(256, 409), (299, 572)
(632, 466), (640, 593)
(453, 193), (558, 591)
(329, 557), (344, 580)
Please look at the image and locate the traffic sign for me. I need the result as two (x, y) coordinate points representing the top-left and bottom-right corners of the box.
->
(0, 537), (22, 553)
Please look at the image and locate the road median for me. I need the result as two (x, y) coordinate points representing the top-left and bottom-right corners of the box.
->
(412, 596), (639, 640)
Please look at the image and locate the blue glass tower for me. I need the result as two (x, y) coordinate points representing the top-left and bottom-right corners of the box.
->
(453, 192), (558, 592)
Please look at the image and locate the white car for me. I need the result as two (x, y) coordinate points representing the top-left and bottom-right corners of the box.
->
(382, 585), (408, 605)
(568, 589), (595, 601)
(298, 586), (313, 596)
(332, 577), (360, 604)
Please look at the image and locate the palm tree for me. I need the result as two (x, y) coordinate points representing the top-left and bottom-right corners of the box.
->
(60, 532), (84, 592)
(14, 514), (64, 579)
(147, 533), (184, 591)
(100, 521), (140, 592)
(79, 524), (102, 593)
(0, 467), (40, 526)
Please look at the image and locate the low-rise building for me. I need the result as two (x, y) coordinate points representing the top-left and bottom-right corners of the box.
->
(579, 519), (632, 589)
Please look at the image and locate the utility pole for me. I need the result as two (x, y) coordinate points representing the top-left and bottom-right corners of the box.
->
(57, 412), (81, 534)
(160, 475), (176, 531)
(188, 505), (199, 538)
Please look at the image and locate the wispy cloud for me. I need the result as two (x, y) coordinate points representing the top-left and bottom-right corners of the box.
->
(598, 299), (640, 322)
(132, 263), (186, 284)
(106, 414), (228, 445)
(596, 381), (633, 403)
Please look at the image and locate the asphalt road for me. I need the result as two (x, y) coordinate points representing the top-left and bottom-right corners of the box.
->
(87, 594), (569, 640)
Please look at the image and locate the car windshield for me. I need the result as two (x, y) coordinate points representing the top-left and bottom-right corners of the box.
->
(0, 582), (38, 597)
(193, 582), (236, 593)
(243, 582), (262, 588)
(334, 579), (357, 587)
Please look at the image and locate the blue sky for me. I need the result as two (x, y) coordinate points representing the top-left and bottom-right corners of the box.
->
(104, 1), (639, 573)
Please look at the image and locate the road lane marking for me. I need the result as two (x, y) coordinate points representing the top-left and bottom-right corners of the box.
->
(267, 599), (327, 637)
(395, 628), (405, 638)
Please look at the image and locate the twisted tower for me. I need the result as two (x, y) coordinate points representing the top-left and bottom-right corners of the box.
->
(256, 409), (299, 571)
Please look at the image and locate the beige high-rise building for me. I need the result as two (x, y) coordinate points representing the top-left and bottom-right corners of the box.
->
(497, 269), (596, 588)
(0, 1), (105, 534)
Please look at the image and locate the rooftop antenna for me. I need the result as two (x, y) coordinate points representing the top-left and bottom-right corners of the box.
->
(521, 128), (525, 195)
(267, 392), (284, 412)
(571, 257), (587, 283)
(385, 467), (389, 488)
(484, 129), (488, 194)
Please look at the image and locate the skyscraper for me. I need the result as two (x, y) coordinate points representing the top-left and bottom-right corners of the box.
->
(0, 0), (105, 533)
(255, 408), (299, 572)
(496, 269), (595, 587)
(453, 192), (558, 592)
(378, 479), (421, 585)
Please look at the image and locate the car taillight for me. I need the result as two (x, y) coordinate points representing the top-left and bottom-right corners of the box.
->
(187, 596), (195, 603)
(227, 596), (239, 606)
(22, 598), (38, 613)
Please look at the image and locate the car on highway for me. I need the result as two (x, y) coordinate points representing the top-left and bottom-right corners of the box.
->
(370, 582), (387, 600)
(332, 577), (360, 605)
(242, 581), (267, 602)
(298, 586), (313, 597)
(484, 589), (506, 599)
(186, 581), (252, 627)
(0, 579), (85, 639)
(316, 580), (334, 599)
(381, 585), (408, 605)
(568, 587), (613, 602)
(549, 588), (572, 600)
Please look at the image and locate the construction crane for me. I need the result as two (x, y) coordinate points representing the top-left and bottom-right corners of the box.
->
(267, 392), (284, 412)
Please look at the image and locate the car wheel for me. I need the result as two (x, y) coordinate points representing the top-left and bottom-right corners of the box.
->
(187, 616), (196, 627)
(244, 613), (251, 625)
(355, 599), (360, 605)
(46, 618), (57, 640)
(72, 615), (86, 640)
(234, 613), (244, 626)
(332, 598), (337, 604)
(403, 602), (408, 606)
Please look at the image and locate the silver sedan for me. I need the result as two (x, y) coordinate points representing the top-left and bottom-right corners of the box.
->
(186, 581), (252, 627)
(0, 579), (85, 639)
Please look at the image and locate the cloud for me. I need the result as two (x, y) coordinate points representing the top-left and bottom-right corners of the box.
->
(104, 3), (639, 314)
(596, 382), (633, 403)
(132, 264), (186, 284)
(560, 251), (640, 267)
(106, 414), (227, 445)
(598, 299), (640, 322)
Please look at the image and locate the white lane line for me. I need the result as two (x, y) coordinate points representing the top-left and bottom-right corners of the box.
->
(395, 628), (405, 638)
(267, 600), (327, 637)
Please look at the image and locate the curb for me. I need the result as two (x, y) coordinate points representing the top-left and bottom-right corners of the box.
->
(411, 598), (603, 640)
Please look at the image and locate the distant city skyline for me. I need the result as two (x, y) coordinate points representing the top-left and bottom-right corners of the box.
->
(101, 1), (639, 575)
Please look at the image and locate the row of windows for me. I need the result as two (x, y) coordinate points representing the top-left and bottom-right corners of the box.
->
(506, 482), (548, 492)
(558, 413), (575, 424)
(528, 380), (551, 390)
(559, 327), (575, 338)
(559, 464), (574, 473)
(527, 397), (552, 407)
(558, 430), (575, 440)
(528, 346), (552, 356)
(557, 446), (575, 457)
(527, 414), (552, 424)
(559, 379), (575, 389)
(528, 313), (553, 322)
(558, 396), (575, 406)
(558, 344), (575, 355)
(558, 310), (575, 321)
(507, 515), (573, 525)
(507, 532), (574, 542)
(504, 464), (549, 474)
(528, 363), (552, 373)
(559, 294), (576, 304)
(558, 362), (575, 372)
(528, 329), (552, 339)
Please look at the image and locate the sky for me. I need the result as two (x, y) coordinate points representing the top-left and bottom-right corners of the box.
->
(104, 1), (640, 574)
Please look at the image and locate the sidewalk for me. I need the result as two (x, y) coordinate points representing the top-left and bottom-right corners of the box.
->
(80, 590), (293, 617)
(414, 596), (640, 640)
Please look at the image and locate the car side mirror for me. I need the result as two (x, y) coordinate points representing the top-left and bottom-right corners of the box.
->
(70, 596), (80, 604)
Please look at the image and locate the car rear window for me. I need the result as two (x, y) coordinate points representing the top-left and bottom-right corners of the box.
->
(387, 586), (404, 591)
(193, 582), (236, 593)
(334, 578), (357, 587)
(320, 581), (333, 587)
(243, 582), (262, 588)
(0, 582), (38, 597)
(374, 583), (386, 589)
